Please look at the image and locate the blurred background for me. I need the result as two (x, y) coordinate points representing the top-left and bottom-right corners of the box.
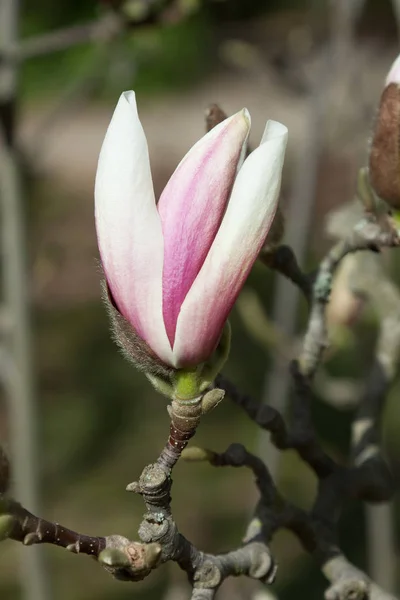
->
(1, 0), (400, 598)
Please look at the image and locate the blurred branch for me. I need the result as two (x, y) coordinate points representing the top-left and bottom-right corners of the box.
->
(184, 438), (394, 600)
(298, 218), (399, 378)
(322, 554), (396, 600)
(2, 13), (123, 63)
(314, 369), (361, 410)
(258, 0), (367, 481)
(1, 386), (275, 591)
(0, 0), (177, 64)
(25, 38), (122, 167)
(0, 1), (49, 599)
(257, 17), (331, 480)
(215, 371), (335, 478)
(315, 196), (400, 591)
(259, 245), (312, 302)
(1, 206), (399, 596)
(216, 213), (399, 598)
(235, 288), (294, 359)
(365, 503), (396, 592)
(348, 250), (400, 591)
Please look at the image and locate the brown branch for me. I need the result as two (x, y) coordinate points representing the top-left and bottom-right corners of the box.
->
(298, 216), (398, 509)
(322, 554), (396, 600)
(214, 366), (395, 589)
(0, 493), (164, 582)
(183, 438), (395, 600)
(215, 373), (336, 478)
(1, 496), (105, 556)
(183, 442), (337, 566)
(259, 244), (312, 302)
(299, 217), (400, 379)
(125, 393), (275, 593)
(345, 248), (400, 588)
(215, 214), (400, 598)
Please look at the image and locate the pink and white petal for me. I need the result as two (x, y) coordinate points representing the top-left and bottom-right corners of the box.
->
(158, 109), (250, 347)
(95, 91), (173, 366)
(172, 120), (288, 367)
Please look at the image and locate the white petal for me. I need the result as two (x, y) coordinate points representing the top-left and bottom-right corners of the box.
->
(386, 53), (400, 86)
(172, 120), (288, 367)
(95, 91), (173, 366)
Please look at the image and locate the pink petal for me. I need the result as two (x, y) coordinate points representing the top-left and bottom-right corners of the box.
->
(172, 120), (288, 367)
(158, 109), (250, 347)
(95, 91), (173, 366)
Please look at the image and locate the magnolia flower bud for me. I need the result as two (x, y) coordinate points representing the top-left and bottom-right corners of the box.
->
(369, 54), (400, 208)
(95, 91), (288, 370)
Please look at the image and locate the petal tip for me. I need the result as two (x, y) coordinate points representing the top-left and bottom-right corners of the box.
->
(122, 90), (137, 104)
(386, 54), (400, 86)
(261, 120), (288, 144)
(240, 107), (251, 128)
(224, 108), (251, 136)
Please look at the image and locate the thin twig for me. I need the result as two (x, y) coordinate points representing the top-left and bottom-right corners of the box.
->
(183, 439), (395, 600)
(299, 218), (400, 378)
(1, 495), (106, 556)
(347, 249), (400, 589)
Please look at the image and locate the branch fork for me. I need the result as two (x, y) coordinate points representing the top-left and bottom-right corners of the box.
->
(1, 210), (399, 598)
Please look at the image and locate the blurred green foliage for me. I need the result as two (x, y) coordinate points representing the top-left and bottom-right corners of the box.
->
(20, 0), (308, 100)
(21, 16), (213, 99)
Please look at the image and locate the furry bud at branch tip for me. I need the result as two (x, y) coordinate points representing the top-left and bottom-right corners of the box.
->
(369, 53), (400, 208)
(95, 91), (288, 372)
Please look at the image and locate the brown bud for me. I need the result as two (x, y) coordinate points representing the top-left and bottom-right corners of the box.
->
(205, 104), (227, 132)
(369, 83), (400, 208)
